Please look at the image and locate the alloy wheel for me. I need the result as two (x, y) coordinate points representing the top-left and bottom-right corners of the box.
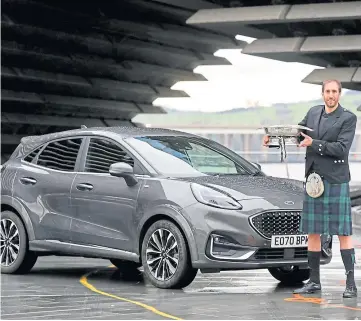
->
(1, 218), (20, 267)
(146, 228), (179, 281)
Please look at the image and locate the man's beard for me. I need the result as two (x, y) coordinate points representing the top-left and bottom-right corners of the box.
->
(326, 100), (338, 108)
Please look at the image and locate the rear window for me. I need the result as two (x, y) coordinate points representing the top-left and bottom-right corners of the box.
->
(37, 138), (82, 172)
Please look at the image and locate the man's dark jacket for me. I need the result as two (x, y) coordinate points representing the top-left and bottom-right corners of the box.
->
(298, 104), (357, 184)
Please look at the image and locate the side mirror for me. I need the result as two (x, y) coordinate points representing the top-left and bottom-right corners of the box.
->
(109, 162), (138, 187)
(253, 162), (261, 170)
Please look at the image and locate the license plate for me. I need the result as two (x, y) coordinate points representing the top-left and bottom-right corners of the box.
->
(271, 235), (308, 248)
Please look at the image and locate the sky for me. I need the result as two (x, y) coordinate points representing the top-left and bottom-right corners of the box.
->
(152, 35), (328, 112)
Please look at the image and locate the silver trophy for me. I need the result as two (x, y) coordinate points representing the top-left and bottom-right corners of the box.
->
(262, 125), (313, 163)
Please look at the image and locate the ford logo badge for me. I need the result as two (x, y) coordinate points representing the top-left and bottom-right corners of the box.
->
(284, 201), (294, 205)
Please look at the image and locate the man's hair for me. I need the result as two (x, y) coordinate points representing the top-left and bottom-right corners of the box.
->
(322, 79), (342, 93)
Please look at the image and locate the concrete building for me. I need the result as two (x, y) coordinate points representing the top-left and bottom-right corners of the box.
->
(1, 0), (249, 162)
(2, 0), (361, 162)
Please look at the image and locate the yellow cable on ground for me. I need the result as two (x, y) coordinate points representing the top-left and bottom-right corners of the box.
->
(80, 268), (182, 320)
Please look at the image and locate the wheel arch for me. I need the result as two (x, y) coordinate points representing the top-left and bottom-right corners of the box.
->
(137, 210), (198, 264)
(1, 196), (35, 241)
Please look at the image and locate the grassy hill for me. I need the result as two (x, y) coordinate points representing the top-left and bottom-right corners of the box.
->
(134, 91), (361, 128)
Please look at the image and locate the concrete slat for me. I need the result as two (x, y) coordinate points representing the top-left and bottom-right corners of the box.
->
(186, 1), (361, 25)
(1, 113), (106, 128)
(302, 67), (361, 91)
(301, 35), (361, 53)
(186, 5), (291, 25)
(286, 1), (361, 22)
(242, 35), (361, 55)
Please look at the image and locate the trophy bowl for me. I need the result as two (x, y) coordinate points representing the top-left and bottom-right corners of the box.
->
(263, 125), (313, 148)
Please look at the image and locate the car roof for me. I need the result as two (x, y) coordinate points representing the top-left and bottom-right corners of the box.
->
(15, 126), (198, 158)
(21, 126), (196, 143)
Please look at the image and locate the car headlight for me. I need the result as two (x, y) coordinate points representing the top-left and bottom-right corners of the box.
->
(190, 183), (242, 210)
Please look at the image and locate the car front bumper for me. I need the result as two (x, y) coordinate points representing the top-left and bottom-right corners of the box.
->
(182, 202), (333, 271)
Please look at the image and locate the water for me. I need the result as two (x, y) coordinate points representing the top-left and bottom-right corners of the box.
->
(260, 162), (361, 185)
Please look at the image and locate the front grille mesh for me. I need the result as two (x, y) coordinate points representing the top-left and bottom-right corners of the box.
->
(250, 211), (302, 239)
(254, 248), (308, 260)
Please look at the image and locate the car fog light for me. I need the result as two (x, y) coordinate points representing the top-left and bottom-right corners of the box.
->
(213, 235), (234, 246)
(208, 234), (256, 261)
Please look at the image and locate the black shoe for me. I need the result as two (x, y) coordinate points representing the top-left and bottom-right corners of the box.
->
(293, 281), (321, 294)
(343, 285), (358, 298)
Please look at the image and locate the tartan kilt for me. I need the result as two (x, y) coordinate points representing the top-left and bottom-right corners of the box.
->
(299, 179), (353, 236)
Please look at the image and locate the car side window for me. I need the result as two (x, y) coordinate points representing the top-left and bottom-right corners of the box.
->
(84, 138), (138, 174)
(36, 138), (82, 172)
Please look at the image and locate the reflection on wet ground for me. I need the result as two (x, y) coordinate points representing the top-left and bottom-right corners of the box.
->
(1, 236), (360, 320)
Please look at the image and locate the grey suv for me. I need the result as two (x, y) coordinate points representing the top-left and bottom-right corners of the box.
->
(1, 127), (332, 289)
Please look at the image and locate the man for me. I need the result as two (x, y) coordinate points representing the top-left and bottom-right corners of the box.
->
(263, 79), (358, 298)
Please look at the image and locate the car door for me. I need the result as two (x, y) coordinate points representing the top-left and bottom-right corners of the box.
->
(69, 136), (144, 252)
(13, 136), (83, 242)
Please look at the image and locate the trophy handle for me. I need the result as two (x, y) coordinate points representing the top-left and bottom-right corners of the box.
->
(280, 137), (286, 162)
(262, 125), (302, 179)
(279, 137), (290, 178)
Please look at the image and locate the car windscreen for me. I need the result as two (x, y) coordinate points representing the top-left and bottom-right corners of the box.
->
(124, 135), (261, 176)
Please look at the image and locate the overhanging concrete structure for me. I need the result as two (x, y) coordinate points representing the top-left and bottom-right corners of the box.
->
(302, 67), (361, 91)
(187, 1), (361, 90)
(1, 0), (248, 162)
(2, 0), (361, 163)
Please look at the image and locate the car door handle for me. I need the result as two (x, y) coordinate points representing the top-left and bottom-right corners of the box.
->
(20, 177), (37, 185)
(76, 183), (94, 191)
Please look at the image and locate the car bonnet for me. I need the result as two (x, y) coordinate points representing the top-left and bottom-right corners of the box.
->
(178, 175), (304, 206)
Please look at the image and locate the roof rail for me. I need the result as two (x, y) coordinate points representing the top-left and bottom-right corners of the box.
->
(20, 135), (38, 144)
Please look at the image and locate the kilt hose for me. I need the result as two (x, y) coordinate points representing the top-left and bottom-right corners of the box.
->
(299, 179), (353, 236)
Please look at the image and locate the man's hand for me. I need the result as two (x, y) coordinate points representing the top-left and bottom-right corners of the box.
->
(298, 132), (313, 147)
(262, 135), (270, 147)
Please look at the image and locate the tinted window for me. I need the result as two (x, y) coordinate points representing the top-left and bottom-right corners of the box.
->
(84, 138), (135, 173)
(37, 138), (82, 171)
(124, 135), (259, 176)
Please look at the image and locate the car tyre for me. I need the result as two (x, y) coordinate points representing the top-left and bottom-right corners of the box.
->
(268, 266), (310, 284)
(141, 219), (198, 289)
(1, 211), (38, 274)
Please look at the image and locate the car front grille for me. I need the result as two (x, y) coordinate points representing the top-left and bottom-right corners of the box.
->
(250, 210), (302, 239)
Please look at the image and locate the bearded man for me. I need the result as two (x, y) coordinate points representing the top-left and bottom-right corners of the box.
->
(263, 79), (358, 298)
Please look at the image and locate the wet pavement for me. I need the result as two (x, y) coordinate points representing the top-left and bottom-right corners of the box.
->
(1, 235), (361, 320)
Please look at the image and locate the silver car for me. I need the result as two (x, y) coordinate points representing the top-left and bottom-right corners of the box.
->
(1, 127), (332, 289)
